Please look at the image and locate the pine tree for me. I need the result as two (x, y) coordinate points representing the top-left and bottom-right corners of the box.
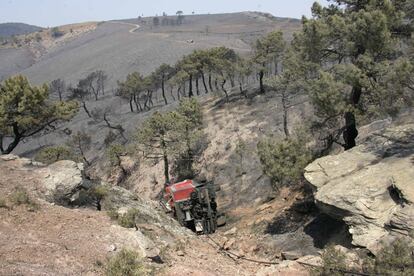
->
(295, 0), (413, 150)
(252, 31), (286, 93)
(154, 64), (175, 105)
(174, 98), (204, 179)
(0, 75), (78, 154)
(134, 111), (183, 182)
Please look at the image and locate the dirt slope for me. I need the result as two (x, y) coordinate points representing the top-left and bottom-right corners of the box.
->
(0, 156), (149, 275)
(0, 154), (313, 276)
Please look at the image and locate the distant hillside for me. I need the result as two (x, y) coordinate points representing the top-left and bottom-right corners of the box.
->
(0, 12), (303, 159)
(0, 22), (43, 37)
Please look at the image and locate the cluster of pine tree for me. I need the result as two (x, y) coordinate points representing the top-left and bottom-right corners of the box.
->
(1, 1), (412, 185)
(258, 0), (413, 190)
(133, 98), (204, 182)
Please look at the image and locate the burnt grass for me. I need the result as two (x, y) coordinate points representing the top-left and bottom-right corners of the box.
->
(265, 199), (318, 235)
(266, 198), (353, 249)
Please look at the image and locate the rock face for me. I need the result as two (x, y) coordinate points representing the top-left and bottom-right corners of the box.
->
(304, 122), (414, 252)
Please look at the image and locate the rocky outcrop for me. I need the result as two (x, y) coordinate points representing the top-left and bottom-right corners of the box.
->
(0, 154), (89, 206)
(305, 122), (414, 253)
(40, 160), (90, 205)
(0, 154), (196, 274)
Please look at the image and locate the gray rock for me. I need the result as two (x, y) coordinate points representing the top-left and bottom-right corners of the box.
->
(388, 206), (414, 234)
(41, 160), (85, 205)
(224, 227), (237, 236)
(107, 244), (117, 252)
(0, 154), (19, 161)
(305, 123), (414, 253)
(281, 251), (302, 261)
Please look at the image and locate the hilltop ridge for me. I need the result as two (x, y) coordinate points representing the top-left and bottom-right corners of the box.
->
(0, 22), (43, 37)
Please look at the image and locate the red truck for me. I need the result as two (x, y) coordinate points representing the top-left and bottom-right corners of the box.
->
(162, 179), (222, 234)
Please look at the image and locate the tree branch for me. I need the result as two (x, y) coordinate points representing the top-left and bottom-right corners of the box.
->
(22, 119), (58, 138)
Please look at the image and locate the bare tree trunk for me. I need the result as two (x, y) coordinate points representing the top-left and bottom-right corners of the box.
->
(77, 139), (91, 166)
(82, 101), (92, 118)
(281, 92), (289, 138)
(185, 126), (194, 177)
(91, 86), (98, 101)
(133, 93), (142, 112)
(259, 70), (265, 94)
(170, 87), (176, 101)
(343, 112), (358, 150)
(343, 86), (361, 150)
(161, 78), (168, 105)
(144, 93), (149, 110)
(239, 80), (247, 98)
(214, 78), (219, 91)
(1, 124), (22, 154)
(148, 90), (154, 107)
(103, 113), (127, 141)
(0, 135), (3, 154)
(208, 73), (213, 91)
(129, 96), (134, 112)
(58, 89), (63, 101)
(161, 136), (170, 183)
(177, 86), (181, 100)
(221, 79), (229, 102)
(201, 73), (209, 93)
(230, 75), (235, 87)
(274, 59), (279, 75)
(163, 152), (169, 183)
(188, 75), (194, 98)
(195, 77), (200, 95)
(342, 85), (362, 150)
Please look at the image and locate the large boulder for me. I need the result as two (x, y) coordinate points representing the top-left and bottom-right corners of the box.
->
(304, 122), (414, 252)
(40, 160), (89, 205)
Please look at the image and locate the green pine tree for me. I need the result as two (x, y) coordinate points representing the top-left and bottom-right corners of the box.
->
(0, 75), (78, 154)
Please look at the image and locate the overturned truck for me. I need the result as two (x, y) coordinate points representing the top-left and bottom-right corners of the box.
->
(161, 179), (224, 234)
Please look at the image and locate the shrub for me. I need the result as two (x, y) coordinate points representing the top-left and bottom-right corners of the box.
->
(89, 185), (110, 211)
(104, 131), (118, 146)
(91, 186), (109, 200)
(117, 208), (140, 228)
(364, 238), (414, 275)
(313, 245), (348, 276)
(9, 188), (40, 211)
(257, 131), (311, 190)
(35, 33), (42, 42)
(235, 138), (248, 175)
(34, 146), (77, 164)
(107, 208), (119, 221)
(106, 249), (146, 276)
(0, 198), (8, 209)
(50, 27), (64, 38)
(10, 188), (31, 205)
(106, 144), (125, 167)
(314, 239), (414, 276)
